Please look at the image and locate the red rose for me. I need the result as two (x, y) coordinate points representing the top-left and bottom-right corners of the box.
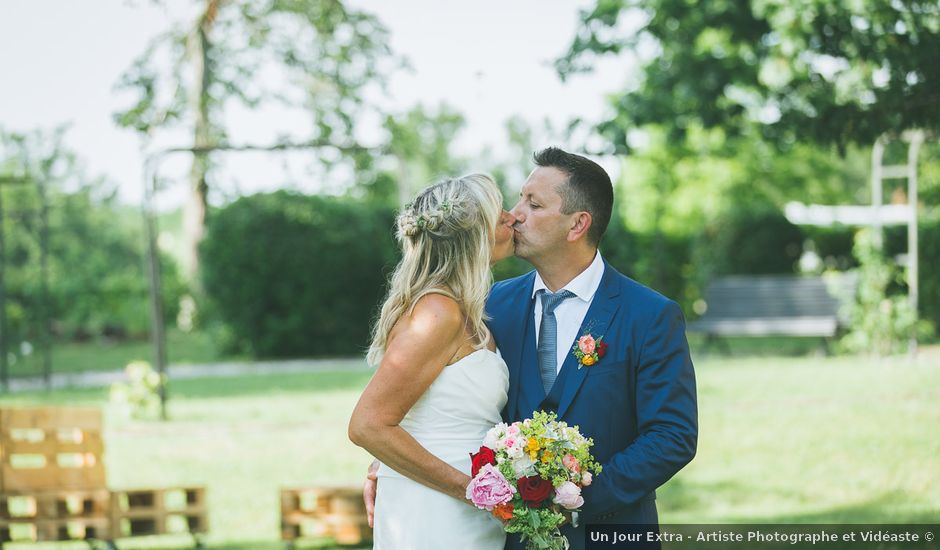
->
(597, 341), (609, 358)
(470, 446), (497, 477)
(517, 475), (553, 506)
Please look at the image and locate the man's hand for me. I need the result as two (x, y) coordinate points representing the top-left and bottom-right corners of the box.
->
(363, 459), (379, 528)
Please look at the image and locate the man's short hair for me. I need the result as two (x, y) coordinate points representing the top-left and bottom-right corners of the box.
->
(533, 147), (613, 245)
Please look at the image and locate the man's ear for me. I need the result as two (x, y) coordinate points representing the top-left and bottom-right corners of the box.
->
(566, 212), (593, 242)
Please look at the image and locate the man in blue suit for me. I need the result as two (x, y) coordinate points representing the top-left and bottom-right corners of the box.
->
(487, 147), (697, 549)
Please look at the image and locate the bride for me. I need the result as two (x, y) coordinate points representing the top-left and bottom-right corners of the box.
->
(348, 173), (516, 549)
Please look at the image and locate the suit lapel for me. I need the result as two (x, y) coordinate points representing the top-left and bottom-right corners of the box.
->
(499, 273), (536, 422)
(556, 263), (622, 419)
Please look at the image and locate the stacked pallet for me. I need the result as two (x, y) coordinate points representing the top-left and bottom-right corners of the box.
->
(280, 486), (371, 546)
(111, 486), (208, 539)
(0, 406), (209, 547)
(0, 407), (111, 544)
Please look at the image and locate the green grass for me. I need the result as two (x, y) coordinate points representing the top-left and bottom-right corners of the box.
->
(9, 329), (238, 377)
(1, 352), (938, 548)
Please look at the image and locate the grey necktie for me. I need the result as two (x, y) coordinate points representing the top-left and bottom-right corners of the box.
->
(537, 289), (574, 393)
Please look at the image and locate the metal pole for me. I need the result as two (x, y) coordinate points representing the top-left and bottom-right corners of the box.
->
(0, 176), (30, 392)
(142, 157), (169, 420)
(0, 185), (7, 391)
(38, 175), (52, 389)
(139, 140), (382, 418)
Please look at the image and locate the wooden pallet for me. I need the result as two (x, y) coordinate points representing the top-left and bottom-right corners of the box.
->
(0, 489), (111, 519)
(0, 516), (111, 543)
(0, 407), (210, 547)
(111, 487), (208, 538)
(0, 407), (106, 492)
(280, 486), (370, 546)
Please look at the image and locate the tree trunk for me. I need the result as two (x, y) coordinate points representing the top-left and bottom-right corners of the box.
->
(182, 0), (218, 282)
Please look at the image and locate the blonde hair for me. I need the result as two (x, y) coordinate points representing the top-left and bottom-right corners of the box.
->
(367, 174), (503, 366)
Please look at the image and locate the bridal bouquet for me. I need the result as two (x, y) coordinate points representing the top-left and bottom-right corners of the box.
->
(465, 411), (602, 550)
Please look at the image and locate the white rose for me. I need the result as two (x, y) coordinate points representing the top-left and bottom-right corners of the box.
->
(552, 481), (584, 510)
(511, 454), (536, 478)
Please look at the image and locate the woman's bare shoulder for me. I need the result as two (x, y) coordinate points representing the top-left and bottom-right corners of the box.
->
(408, 292), (464, 333)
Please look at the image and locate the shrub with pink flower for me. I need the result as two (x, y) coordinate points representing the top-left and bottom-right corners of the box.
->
(467, 411), (602, 550)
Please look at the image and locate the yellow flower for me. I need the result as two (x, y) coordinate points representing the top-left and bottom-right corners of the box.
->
(541, 451), (554, 464)
(526, 438), (540, 452)
(581, 355), (596, 366)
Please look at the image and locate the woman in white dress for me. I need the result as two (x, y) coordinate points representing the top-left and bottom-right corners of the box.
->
(348, 174), (515, 549)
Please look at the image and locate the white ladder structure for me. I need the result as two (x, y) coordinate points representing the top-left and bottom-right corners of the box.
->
(872, 130), (927, 356)
(785, 129), (930, 357)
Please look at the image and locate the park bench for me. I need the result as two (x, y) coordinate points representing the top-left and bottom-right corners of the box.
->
(0, 406), (208, 548)
(687, 274), (855, 349)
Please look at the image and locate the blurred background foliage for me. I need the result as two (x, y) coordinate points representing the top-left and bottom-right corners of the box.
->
(1, 0), (938, 372)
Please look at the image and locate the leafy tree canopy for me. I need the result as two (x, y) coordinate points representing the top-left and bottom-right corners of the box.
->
(114, 0), (396, 147)
(559, 0), (940, 152)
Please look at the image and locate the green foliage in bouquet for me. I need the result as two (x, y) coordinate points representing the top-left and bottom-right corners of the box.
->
(494, 411), (602, 550)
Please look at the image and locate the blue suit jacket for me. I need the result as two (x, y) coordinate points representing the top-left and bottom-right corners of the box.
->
(487, 262), (698, 549)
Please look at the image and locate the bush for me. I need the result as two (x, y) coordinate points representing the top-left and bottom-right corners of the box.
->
(802, 225), (858, 271)
(884, 217), (940, 333)
(693, 206), (803, 279)
(4, 187), (184, 346)
(803, 219), (939, 335)
(201, 192), (399, 358)
(601, 217), (695, 310)
(840, 230), (920, 355)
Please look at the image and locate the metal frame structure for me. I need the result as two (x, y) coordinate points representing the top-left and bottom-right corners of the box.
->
(0, 175), (52, 391)
(142, 140), (376, 419)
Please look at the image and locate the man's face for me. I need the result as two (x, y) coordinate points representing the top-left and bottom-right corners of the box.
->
(509, 166), (573, 262)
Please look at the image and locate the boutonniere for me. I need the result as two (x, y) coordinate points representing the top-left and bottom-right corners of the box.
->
(572, 332), (608, 369)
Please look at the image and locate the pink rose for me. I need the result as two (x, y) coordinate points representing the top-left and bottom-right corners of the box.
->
(578, 335), (596, 355)
(562, 454), (581, 473)
(506, 423), (521, 437)
(552, 481), (584, 510)
(466, 463), (515, 511)
(581, 472), (592, 486)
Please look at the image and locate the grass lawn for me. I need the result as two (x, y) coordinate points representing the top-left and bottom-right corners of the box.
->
(0, 352), (938, 548)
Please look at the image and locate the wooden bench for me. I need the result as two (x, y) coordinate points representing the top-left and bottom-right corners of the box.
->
(687, 275), (854, 348)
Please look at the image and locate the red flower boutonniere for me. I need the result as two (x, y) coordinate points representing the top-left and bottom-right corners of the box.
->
(572, 333), (607, 368)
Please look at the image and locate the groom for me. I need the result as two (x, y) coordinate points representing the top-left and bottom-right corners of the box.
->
(488, 147), (697, 548)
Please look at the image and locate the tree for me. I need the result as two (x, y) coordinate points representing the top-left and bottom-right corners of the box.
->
(0, 128), (185, 354)
(114, 0), (396, 278)
(559, 0), (940, 152)
(351, 104), (467, 208)
(385, 104), (467, 207)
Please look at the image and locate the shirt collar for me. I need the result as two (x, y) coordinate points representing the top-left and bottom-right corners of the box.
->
(531, 251), (605, 303)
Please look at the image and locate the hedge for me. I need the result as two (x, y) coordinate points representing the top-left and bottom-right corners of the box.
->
(201, 192), (399, 357)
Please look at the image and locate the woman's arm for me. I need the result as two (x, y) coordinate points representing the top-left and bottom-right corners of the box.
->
(348, 294), (471, 501)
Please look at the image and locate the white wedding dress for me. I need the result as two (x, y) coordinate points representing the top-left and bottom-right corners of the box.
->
(373, 348), (509, 549)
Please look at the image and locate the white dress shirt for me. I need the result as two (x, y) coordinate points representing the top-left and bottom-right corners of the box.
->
(531, 251), (606, 373)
